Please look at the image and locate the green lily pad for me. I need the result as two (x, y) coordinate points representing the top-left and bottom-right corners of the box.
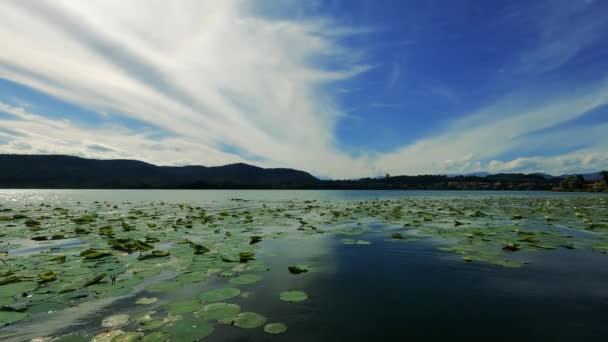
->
(38, 270), (58, 282)
(131, 311), (156, 323)
(110, 331), (143, 342)
(84, 273), (107, 287)
(0, 311), (28, 326)
(142, 332), (169, 342)
(164, 318), (214, 340)
(222, 312), (267, 329)
(229, 274), (263, 285)
(140, 319), (166, 331)
(199, 287), (241, 302)
(0, 281), (38, 297)
(93, 330), (125, 342)
(279, 291), (308, 302)
(264, 322), (288, 334)
(28, 301), (68, 314)
(195, 303), (240, 320)
(165, 299), (200, 315)
(101, 314), (130, 328)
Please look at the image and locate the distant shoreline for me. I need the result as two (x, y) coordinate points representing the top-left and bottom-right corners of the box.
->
(0, 154), (606, 192)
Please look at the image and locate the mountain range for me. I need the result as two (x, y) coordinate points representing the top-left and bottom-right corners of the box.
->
(0, 154), (604, 190)
(0, 154), (317, 189)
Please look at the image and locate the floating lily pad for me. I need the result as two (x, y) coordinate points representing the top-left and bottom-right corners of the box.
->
(38, 270), (58, 282)
(93, 330), (125, 342)
(0, 281), (38, 297)
(142, 332), (169, 342)
(196, 303), (240, 320)
(199, 287), (240, 302)
(229, 274), (263, 285)
(131, 311), (156, 323)
(264, 322), (288, 334)
(101, 314), (130, 328)
(28, 301), (67, 314)
(222, 312), (267, 329)
(0, 311), (28, 326)
(110, 331), (143, 342)
(165, 299), (200, 315)
(164, 318), (214, 340)
(279, 291), (308, 302)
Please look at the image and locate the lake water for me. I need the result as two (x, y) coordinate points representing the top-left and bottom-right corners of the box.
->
(1, 190), (607, 341)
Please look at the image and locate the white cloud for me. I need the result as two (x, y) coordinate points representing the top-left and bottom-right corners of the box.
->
(0, 0), (372, 177)
(0, 0), (607, 178)
(374, 80), (608, 176)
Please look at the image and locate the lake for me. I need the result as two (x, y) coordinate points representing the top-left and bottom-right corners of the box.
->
(1, 190), (607, 341)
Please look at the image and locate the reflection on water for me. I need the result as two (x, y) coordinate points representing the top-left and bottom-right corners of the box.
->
(1, 190), (607, 341)
(1, 189), (603, 204)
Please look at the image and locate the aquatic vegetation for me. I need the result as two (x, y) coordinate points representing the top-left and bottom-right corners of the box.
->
(165, 299), (200, 315)
(101, 314), (130, 328)
(222, 312), (267, 328)
(288, 264), (311, 274)
(1, 194), (607, 340)
(164, 318), (214, 340)
(264, 322), (288, 334)
(196, 303), (241, 320)
(280, 290), (308, 302)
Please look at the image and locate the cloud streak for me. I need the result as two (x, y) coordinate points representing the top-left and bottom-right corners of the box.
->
(0, 0), (372, 177)
(0, 0), (607, 178)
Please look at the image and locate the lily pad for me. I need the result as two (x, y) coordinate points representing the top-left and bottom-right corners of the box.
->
(195, 302), (240, 320)
(0, 311), (28, 326)
(264, 322), (288, 334)
(110, 331), (143, 342)
(164, 318), (214, 340)
(165, 299), (200, 315)
(142, 332), (169, 342)
(0, 281), (38, 297)
(101, 314), (130, 328)
(229, 274), (263, 285)
(222, 312), (267, 329)
(279, 291), (308, 302)
(28, 301), (68, 314)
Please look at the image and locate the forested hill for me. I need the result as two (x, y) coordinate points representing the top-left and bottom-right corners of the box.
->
(1, 154), (603, 190)
(0, 154), (318, 188)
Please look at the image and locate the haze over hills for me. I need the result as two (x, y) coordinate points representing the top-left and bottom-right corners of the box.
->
(0, 154), (605, 190)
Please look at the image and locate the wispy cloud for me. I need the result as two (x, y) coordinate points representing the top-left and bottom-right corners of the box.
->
(0, 0), (607, 178)
(0, 0), (371, 177)
(375, 79), (608, 175)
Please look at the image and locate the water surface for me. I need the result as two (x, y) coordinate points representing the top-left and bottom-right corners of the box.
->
(0, 190), (607, 341)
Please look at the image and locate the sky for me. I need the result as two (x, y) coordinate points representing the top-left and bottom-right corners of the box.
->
(1, 0), (607, 178)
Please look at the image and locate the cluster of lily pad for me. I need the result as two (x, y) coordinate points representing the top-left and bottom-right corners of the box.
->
(0, 195), (606, 339)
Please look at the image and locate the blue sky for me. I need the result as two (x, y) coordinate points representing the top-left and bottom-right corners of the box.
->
(0, 0), (607, 178)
